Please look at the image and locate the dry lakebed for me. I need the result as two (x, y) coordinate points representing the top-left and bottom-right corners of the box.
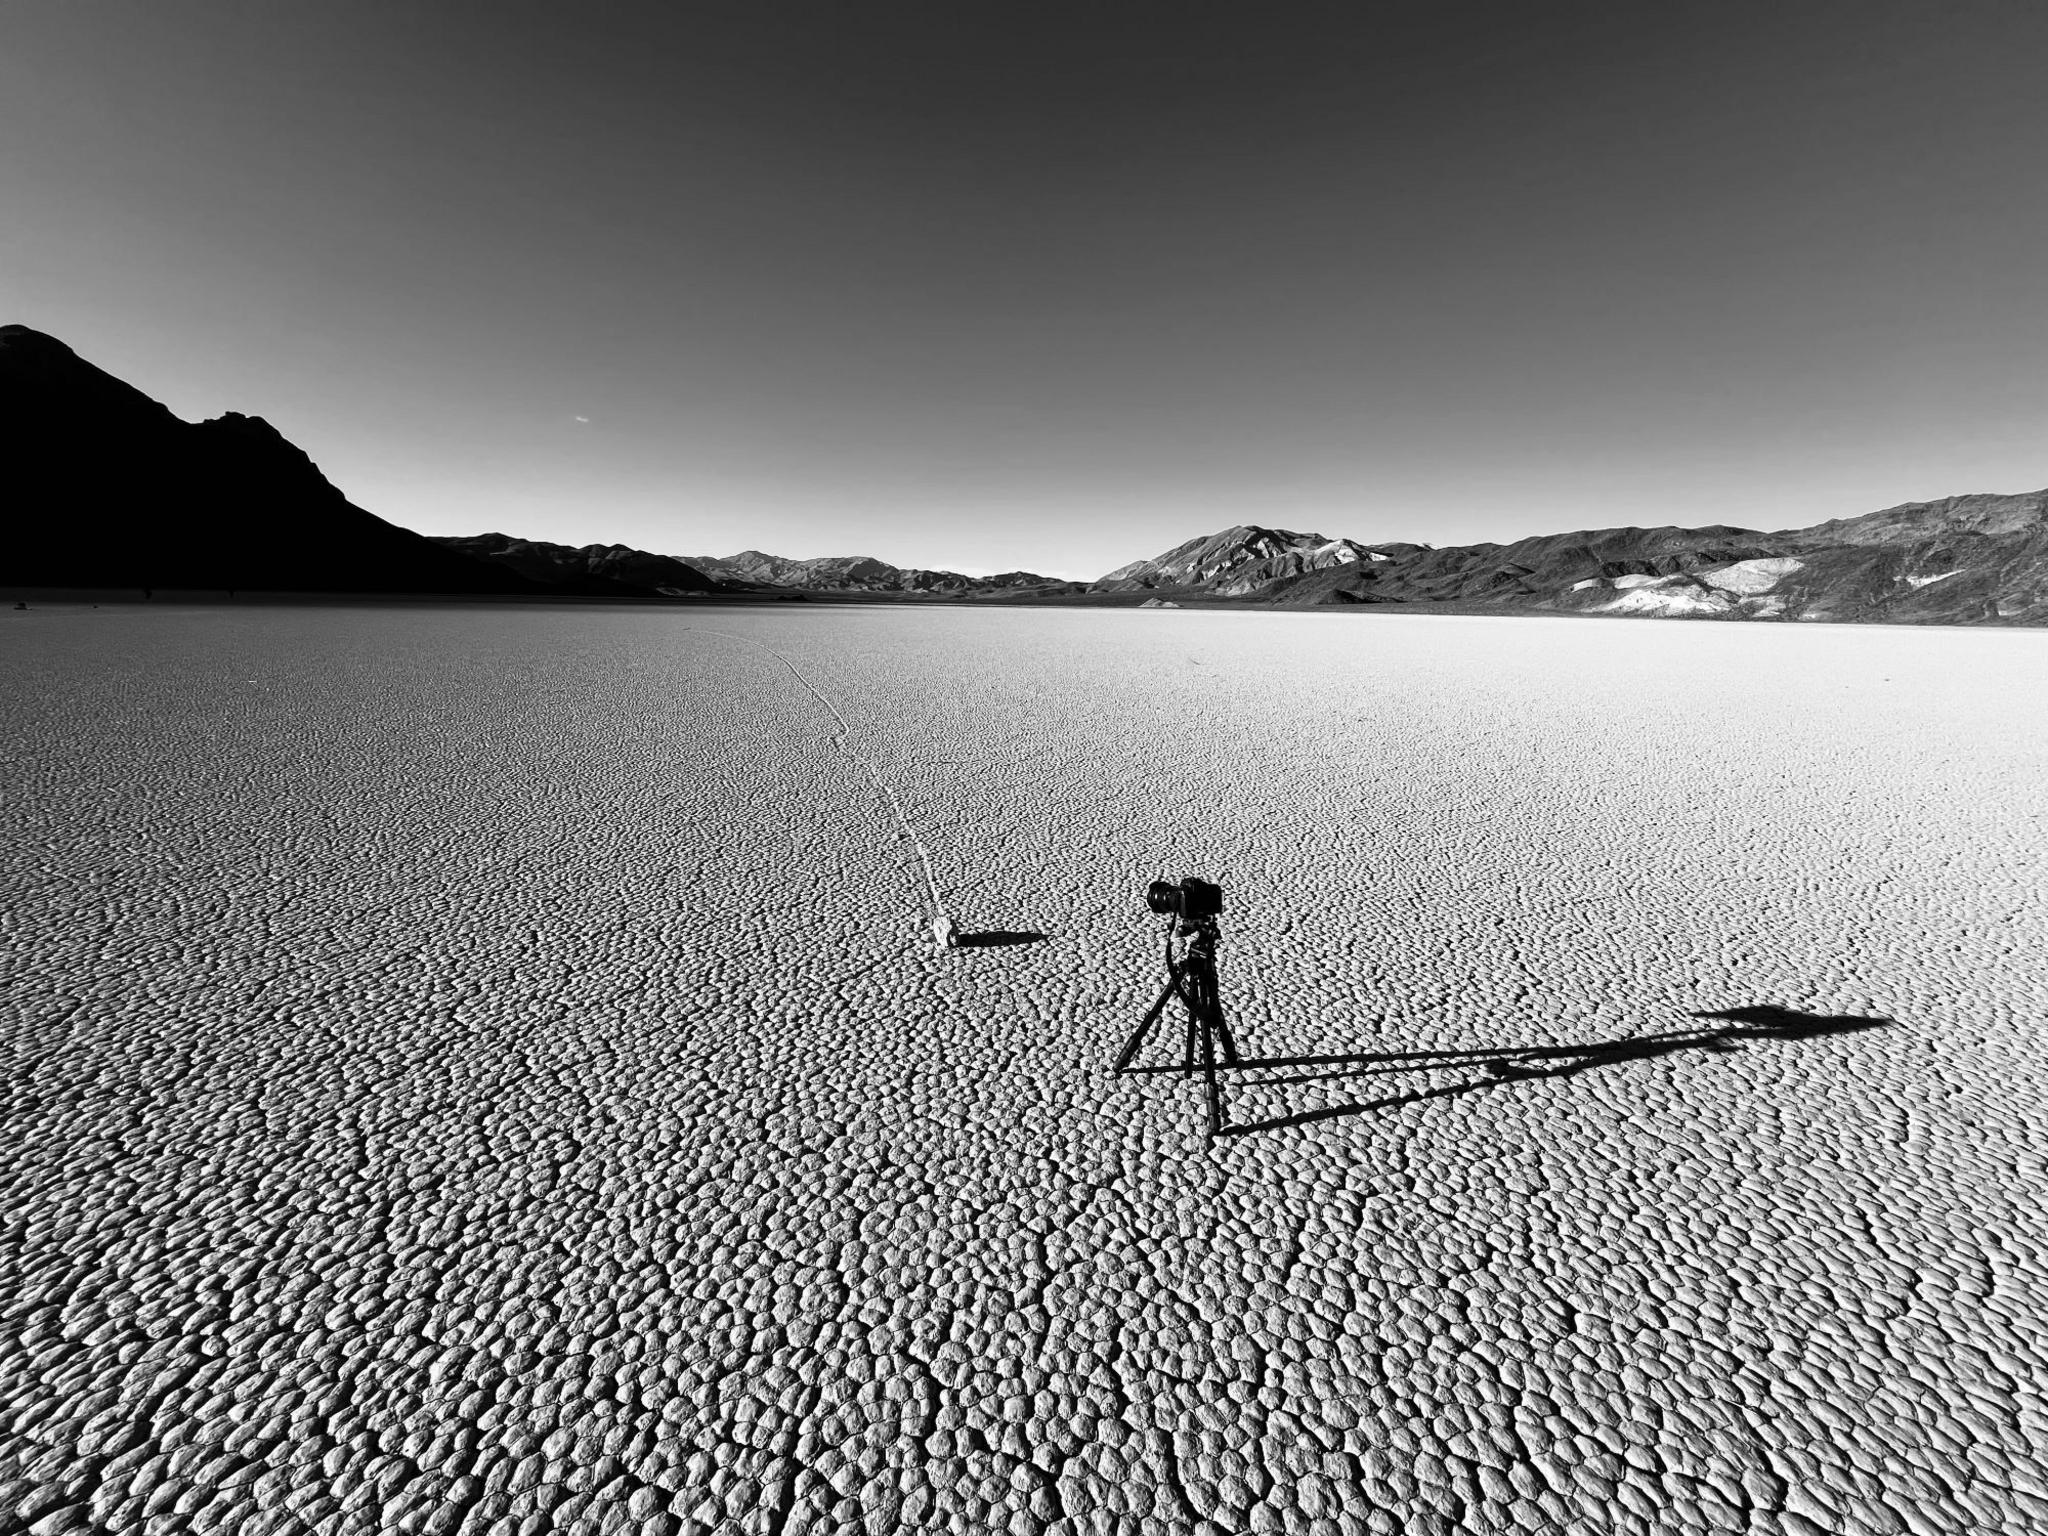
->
(4, 604), (2046, 1535)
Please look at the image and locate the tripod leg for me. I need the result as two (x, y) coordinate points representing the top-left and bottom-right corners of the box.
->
(1175, 964), (1213, 1077)
(1214, 1004), (1241, 1067)
(1113, 964), (1184, 1073)
(1195, 947), (1240, 1065)
(1197, 967), (1225, 1138)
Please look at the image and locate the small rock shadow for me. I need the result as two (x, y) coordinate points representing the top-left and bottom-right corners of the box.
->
(953, 930), (1050, 950)
(1159, 1004), (1895, 1137)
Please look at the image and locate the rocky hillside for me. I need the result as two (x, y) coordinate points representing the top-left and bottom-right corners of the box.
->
(0, 325), (560, 596)
(1095, 525), (1415, 596)
(1105, 505), (2048, 624)
(433, 533), (721, 596)
(1775, 489), (2048, 549)
(686, 550), (1075, 596)
(1261, 524), (1779, 606)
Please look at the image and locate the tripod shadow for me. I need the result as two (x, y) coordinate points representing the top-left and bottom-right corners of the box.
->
(953, 930), (1049, 949)
(1135, 1005), (1892, 1137)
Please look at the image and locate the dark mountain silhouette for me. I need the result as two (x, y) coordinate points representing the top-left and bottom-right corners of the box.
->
(685, 549), (1074, 596)
(432, 532), (721, 596)
(0, 324), (570, 596)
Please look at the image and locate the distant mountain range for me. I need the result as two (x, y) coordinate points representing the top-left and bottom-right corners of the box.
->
(6, 323), (2044, 624)
(693, 499), (2048, 624)
(431, 532), (721, 597)
(680, 550), (1078, 596)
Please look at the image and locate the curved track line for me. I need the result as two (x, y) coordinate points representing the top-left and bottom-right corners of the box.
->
(691, 628), (954, 931)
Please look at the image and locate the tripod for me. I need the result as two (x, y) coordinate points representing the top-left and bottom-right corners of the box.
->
(1112, 912), (1241, 1138)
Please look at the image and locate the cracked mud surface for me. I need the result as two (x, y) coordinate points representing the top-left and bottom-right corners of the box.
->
(5, 604), (2047, 1535)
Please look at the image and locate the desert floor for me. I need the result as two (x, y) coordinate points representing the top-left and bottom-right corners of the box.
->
(5, 603), (2047, 1535)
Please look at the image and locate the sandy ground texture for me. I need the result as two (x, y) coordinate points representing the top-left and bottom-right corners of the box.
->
(5, 603), (2047, 1536)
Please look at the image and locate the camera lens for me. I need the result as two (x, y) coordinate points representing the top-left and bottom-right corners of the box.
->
(1145, 879), (1181, 915)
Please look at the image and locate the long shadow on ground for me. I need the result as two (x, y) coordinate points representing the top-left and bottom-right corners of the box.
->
(1125, 1005), (1893, 1137)
(954, 930), (1050, 949)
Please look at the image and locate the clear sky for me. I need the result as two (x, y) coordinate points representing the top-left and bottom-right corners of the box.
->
(5, 1), (2046, 580)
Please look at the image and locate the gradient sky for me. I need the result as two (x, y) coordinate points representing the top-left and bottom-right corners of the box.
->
(6, 1), (2046, 579)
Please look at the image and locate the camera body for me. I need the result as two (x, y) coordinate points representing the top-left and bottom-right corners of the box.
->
(1146, 876), (1223, 922)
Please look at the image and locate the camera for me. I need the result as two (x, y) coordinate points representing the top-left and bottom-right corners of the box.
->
(1145, 876), (1223, 921)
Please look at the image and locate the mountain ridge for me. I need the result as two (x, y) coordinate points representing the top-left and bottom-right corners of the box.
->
(5, 323), (2043, 623)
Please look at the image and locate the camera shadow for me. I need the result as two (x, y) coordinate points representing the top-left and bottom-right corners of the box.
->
(953, 930), (1050, 949)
